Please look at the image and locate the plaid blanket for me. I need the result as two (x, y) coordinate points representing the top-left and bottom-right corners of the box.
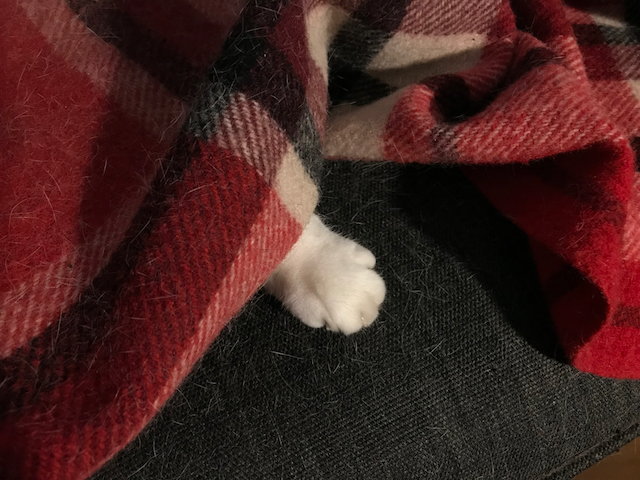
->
(1, 0), (640, 477)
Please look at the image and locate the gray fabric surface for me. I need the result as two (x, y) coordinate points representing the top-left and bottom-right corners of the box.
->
(94, 163), (640, 479)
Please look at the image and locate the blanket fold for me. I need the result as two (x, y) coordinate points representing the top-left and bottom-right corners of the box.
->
(1, 0), (640, 478)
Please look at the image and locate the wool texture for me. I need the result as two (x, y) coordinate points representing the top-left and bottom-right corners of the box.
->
(1, 0), (640, 478)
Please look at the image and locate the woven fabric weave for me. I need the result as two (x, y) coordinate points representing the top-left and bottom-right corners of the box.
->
(93, 161), (640, 480)
(1, 0), (640, 478)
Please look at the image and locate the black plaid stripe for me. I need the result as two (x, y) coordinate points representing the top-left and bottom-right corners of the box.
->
(541, 263), (588, 306)
(573, 23), (640, 46)
(613, 304), (640, 327)
(293, 108), (324, 184)
(187, 1), (285, 139)
(67, 0), (203, 99)
(329, 18), (397, 73)
(423, 75), (473, 122)
(601, 24), (640, 44)
(188, 0), (324, 186)
(632, 136), (640, 170)
(330, 0), (411, 70)
(190, 0), (333, 185)
(328, 69), (395, 106)
(242, 41), (308, 139)
(624, 0), (640, 30)
(571, 22), (625, 81)
(528, 144), (627, 230)
(328, 21), (396, 107)
(0, 132), (202, 411)
(508, 46), (562, 83)
(327, 0), (411, 107)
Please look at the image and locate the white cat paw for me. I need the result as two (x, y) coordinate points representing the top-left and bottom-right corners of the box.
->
(265, 215), (385, 334)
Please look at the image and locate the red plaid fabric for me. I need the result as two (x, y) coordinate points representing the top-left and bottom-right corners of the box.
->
(1, 0), (640, 478)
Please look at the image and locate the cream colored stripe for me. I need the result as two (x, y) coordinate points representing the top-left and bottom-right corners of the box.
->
(628, 79), (640, 104)
(368, 32), (486, 73)
(306, 3), (349, 81)
(589, 5), (626, 27)
(324, 89), (404, 161)
(272, 145), (319, 225)
(215, 92), (289, 181)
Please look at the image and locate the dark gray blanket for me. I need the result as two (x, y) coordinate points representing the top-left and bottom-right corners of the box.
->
(95, 163), (640, 479)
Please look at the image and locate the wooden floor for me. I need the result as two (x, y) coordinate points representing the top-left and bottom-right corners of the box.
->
(574, 438), (640, 479)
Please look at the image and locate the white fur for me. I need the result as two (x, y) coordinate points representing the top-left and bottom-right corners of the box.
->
(265, 215), (385, 334)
